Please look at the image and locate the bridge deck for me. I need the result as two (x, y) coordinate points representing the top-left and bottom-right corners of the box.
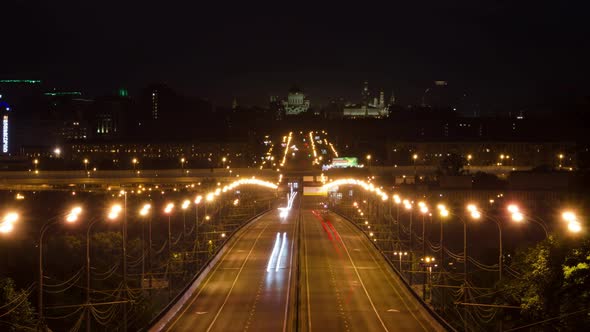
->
(155, 197), (444, 331)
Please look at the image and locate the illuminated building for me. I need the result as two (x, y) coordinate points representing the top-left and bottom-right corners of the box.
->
(283, 86), (310, 115)
(342, 81), (389, 118)
(0, 80), (43, 154)
(152, 88), (159, 120)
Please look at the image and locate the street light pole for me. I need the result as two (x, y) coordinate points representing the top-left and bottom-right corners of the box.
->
(484, 214), (503, 282)
(418, 203), (429, 301)
(38, 220), (58, 331)
(463, 218), (467, 330)
(164, 203), (174, 299)
(39, 207), (82, 332)
(409, 209), (413, 285)
(86, 218), (101, 332)
(122, 193), (128, 332)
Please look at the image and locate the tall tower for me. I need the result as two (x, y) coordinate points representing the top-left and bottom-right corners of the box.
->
(1, 98), (10, 154)
(389, 90), (396, 105)
(361, 81), (370, 107)
(151, 89), (159, 120)
(379, 91), (385, 107)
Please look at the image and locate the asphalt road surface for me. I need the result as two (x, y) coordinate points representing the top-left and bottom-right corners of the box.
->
(160, 196), (444, 331)
(162, 203), (298, 332)
(298, 205), (445, 331)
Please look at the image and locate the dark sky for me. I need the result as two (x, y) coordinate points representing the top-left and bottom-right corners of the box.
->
(2, 1), (589, 109)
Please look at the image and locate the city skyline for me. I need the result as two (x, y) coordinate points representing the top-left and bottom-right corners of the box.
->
(2, 2), (589, 110)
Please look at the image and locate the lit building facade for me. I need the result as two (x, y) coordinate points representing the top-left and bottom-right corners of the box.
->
(283, 86), (310, 115)
(342, 81), (389, 118)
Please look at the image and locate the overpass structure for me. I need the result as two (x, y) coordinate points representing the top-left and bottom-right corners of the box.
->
(149, 195), (447, 331)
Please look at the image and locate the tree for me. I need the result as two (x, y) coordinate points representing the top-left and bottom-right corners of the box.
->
(0, 278), (37, 331)
(437, 153), (467, 176)
(500, 236), (590, 329)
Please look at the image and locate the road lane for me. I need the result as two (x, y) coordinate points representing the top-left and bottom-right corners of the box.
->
(301, 208), (445, 332)
(164, 205), (298, 332)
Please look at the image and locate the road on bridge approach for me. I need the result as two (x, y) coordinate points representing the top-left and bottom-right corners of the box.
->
(155, 196), (444, 332)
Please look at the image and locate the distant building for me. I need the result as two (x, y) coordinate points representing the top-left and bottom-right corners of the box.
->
(67, 140), (252, 168)
(0, 79), (43, 154)
(386, 141), (576, 168)
(1, 99), (9, 154)
(342, 81), (389, 118)
(283, 86), (310, 115)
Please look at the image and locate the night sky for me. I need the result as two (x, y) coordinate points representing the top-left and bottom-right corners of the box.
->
(2, 1), (589, 110)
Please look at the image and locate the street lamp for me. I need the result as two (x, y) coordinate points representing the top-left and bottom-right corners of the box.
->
(180, 157), (186, 174)
(366, 154), (371, 169)
(393, 251), (408, 272)
(419, 203), (429, 299)
(182, 199), (190, 237)
(164, 203), (174, 257)
(83, 158), (89, 174)
(403, 200), (414, 285)
(476, 210), (503, 281)
(421, 256), (437, 301)
(39, 207), (81, 331)
(437, 204), (449, 272)
(507, 204), (548, 238)
(0, 212), (18, 234)
(139, 203), (152, 295)
(164, 202), (174, 299)
(562, 210), (583, 234)
(412, 154), (418, 178)
(132, 158), (138, 172)
(108, 198), (129, 332)
(194, 195), (202, 250)
(558, 153), (564, 169)
(85, 204), (122, 332)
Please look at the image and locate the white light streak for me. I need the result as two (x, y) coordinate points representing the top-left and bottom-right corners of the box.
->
(267, 233), (281, 272)
(275, 232), (287, 271)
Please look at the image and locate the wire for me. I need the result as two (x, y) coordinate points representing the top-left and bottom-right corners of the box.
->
(45, 306), (84, 320)
(44, 267), (84, 288)
(92, 262), (120, 280)
(153, 240), (168, 255)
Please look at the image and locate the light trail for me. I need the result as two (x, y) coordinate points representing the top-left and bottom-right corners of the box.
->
(266, 233), (282, 272)
(275, 232), (287, 271)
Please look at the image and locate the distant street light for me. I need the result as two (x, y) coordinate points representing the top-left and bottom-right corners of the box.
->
(393, 251), (408, 272)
